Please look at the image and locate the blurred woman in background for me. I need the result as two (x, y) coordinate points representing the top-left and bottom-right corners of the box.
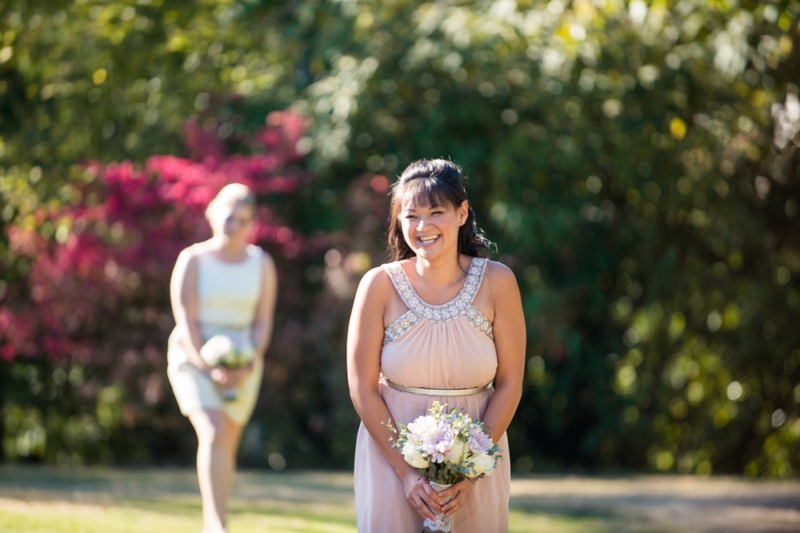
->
(167, 183), (277, 533)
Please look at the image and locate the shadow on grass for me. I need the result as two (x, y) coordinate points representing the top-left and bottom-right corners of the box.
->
(508, 497), (633, 533)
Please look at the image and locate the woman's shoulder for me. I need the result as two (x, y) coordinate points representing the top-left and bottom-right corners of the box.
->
(174, 242), (208, 268)
(482, 259), (519, 291)
(180, 241), (214, 259)
(249, 245), (277, 273)
(356, 263), (398, 297)
(483, 258), (513, 275)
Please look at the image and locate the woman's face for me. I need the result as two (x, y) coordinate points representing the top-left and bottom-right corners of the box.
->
(210, 201), (255, 243)
(399, 198), (468, 261)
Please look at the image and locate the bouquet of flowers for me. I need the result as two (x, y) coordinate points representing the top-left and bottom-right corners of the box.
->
(387, 401), (502, 532)
(199, 333), (255, 400)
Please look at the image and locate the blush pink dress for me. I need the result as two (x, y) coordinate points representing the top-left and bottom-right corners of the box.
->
(354, 257), (511, 532)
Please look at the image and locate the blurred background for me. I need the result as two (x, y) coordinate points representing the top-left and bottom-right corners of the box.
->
(0, 0), (798, 480)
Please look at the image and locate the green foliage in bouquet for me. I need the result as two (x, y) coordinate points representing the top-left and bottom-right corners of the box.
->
(199, 334), (256, 369)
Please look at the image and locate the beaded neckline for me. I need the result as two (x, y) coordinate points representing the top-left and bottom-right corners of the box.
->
(383, 258), (494, 344)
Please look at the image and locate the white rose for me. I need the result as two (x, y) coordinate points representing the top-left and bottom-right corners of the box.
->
(402, 441), (430, 469)
(470, 453), (496, 477)
(407, 416), (439, 442)
(221, 331), (256, 367)
(445, 440), (467, 465)
(199, 335), (233, 367)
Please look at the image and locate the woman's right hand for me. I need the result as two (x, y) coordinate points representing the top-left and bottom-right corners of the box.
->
(402, 470), (442, 521)
(208, 366), (228, 385)
(208, 366), (250, 388)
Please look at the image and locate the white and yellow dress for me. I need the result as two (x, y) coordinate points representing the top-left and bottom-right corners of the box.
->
(167, 244), (264, 426)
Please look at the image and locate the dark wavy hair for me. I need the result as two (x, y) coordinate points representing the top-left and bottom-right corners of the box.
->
(388, 159), (493, 261)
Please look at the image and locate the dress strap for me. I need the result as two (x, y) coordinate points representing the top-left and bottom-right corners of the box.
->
(384, 262), (420, 311)
(464, 258), (489, 305)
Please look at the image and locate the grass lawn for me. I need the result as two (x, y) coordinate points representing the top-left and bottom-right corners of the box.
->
(2, 466), (798, 532)
(0, 466), (614, 533)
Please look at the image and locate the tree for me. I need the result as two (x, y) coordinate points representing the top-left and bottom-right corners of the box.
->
(2, 0), (799, 476)
(294, 0), (800, 476)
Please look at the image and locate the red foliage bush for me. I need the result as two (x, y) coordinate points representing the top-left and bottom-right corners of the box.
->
(0, 109), (385, 467)
(0, 110), (308, 364)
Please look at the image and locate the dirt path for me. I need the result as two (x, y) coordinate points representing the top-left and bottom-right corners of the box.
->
(511, 475), (800, 533)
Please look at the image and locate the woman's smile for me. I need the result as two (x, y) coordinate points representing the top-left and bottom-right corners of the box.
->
(418, 234), (441, 246)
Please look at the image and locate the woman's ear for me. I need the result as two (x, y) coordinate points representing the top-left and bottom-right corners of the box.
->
(459, 200), (469, 226)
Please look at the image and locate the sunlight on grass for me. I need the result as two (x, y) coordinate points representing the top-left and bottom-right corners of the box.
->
(0, 495), (357, 533)
(0, 499), (357, 533)
(0, 499), (611, 533)
(0, 467), (630, 533)
(0, 499), (198, 533)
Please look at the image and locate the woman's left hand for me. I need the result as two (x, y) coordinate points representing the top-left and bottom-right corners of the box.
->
(438, 478), (475, 517)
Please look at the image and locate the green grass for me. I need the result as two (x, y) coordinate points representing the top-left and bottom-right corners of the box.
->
(4, 467), (798, 532)
(0, 466), (616, 533)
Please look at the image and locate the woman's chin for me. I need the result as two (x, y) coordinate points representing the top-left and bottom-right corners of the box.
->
(411, 245), (447, 260)
(220, 234), (247, 245)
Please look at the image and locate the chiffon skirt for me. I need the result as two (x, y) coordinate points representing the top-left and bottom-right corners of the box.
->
(354, 382), (511, 532)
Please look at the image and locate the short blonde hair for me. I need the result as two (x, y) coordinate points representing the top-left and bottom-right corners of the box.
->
(205, 183), (256, 222)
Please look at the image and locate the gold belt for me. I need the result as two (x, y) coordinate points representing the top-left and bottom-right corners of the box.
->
(384, 378), (493, 396)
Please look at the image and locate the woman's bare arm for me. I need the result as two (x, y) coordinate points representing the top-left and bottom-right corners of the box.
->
(480, 262), (526, 442)
(251, 252), (278, 360)
(347, 267), (443, 519)
(347, 267), (409, 475)
(169, 248), (212, 373)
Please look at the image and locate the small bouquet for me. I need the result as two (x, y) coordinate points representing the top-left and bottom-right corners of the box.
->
(199, 333), (255, 401)
(387, 401), (502, 533)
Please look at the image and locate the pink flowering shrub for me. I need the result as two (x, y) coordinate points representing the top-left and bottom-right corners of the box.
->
(0, 111), (319, 463)
(2, 111), (306, 362)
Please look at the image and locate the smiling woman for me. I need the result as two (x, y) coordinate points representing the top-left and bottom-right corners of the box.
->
(347, 159), (526, 532)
